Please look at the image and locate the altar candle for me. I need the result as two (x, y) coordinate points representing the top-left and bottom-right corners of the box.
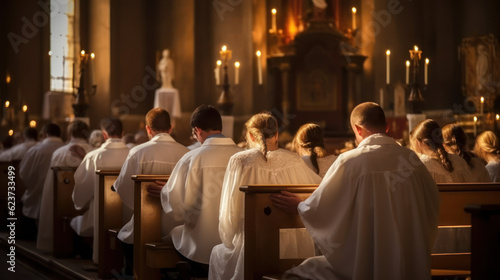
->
(271, 9), (277, 33)
(424, 58), (429, 85)
(386, 50), (390, 85)
(256, 51), (263, 85)
(352, 7), (357, 30)
(497, 114), (499, 121)
(474, 116), (478, 136)
(379, 88), (384, 108)
(90, 53), (95, 85)
(8, 130), (13, 136)
(480, 96), (484, 115)
(29, 120), (36, 128)
(234, 61), (240, 85)
(405, 60), (410, 85)
(215, 60), (221, 85)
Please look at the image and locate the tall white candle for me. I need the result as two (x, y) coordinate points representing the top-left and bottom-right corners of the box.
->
(405, 60), (410, 85)
(271, 9), (277, 33)
(215, 60), (221, 85)
(352, 7), (357, 30)
(256, 51), (263, 85)
(380, 88), (384, 108)
(424, 58), (429, 85)
(480, 96), (484, 115)
(90, 53), (95, 85)
(474, 116), (478, 136)
(386, 50), (390, 85)
(234, 61), (240, 85)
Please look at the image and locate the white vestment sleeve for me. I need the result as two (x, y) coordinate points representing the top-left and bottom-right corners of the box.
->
(72, 155), (96, 210)
(115, 152), (138, 210)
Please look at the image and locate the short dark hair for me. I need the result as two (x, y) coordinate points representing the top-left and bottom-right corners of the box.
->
(351, 102), (387, 132)
(145, 108), (171, 132)
(100, 117), (123, 137)
(41, 123), (61, 137)
(190, 105), (222, 131)
(68, 120), (90, 140)
(23, 127), (38, 141)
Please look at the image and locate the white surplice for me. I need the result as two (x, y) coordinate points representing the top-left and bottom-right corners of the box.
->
(302, 154), (338, 178)
(70, 138), (130, 263)
(0, 140), (37, 162)
(114, 133), (189, 244)
(161, 137), (243, 264)
(37, 138), (93, 252)
(20, 137), (64, 219)
(419, 153), (474, 183)
(285, 134), (440, 280)
(209, 148), (322, 280)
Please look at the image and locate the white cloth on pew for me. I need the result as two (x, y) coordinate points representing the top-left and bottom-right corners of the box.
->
(209, 148), (322, 280)
(419, 153), (473, 183)
(70, 138), (129, 263)
(0, 140), (37, 161)
(467, 156), (491, 182)
(37, 138), (93, 252)
(161, 137), (243, 264)
(285, 134), (440, 280)
(301, 154), (337, 178)
(20, 137), (64, 219)
(114, 133), (189, 244)
(486, 160), (500, 182)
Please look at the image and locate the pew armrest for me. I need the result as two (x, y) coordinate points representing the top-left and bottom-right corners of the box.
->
(145, 242), (182, 268)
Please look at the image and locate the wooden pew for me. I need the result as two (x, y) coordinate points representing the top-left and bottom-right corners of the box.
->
(96, 169), (123, 279)
(132, 174), (182, 280)
(52, 166), (82, 258)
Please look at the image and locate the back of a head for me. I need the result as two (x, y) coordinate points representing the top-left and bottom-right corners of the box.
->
(474, 131), (500, 162)
(245, 112), (278, 160)
(190, 105), (222, 131)
(100, 117), (123, 137)
(411, 119), (454, 172)
(442, 124), (472, 165)
(23, 127), (38, 141)
(42, 123), (61, 138)
(68, 120), (90, 140)
(350, 102), (387, 133)
(123, 133), (135, 144)
(292, 123), (327, 174)
(145, 108), (171, 132)
(89, 130), (104, 148)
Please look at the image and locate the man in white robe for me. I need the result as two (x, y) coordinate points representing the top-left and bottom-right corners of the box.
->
(70, 118), (129, 264)
(0, 127), (38, 161)
(271, 102), (440, 280)
(113, 108), (188, 276)
(147, 105), (243, 277)
(37, 120), (93, 252)
(20, 123), (64, 239)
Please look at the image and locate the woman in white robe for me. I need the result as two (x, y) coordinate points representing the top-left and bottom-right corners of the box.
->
(410, 119), (473, 183)
(208, 113), (322, 280)
(474, 130), (500, 182)
(292, 123), (337, 178)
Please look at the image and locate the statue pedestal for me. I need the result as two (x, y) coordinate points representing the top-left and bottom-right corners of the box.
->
(154, 88), (181, 119)
(407, 113), (426, 132)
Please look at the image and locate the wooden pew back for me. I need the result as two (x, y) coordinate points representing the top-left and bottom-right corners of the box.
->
(52, 166), (81, 258)
(96, 169), (122, 278)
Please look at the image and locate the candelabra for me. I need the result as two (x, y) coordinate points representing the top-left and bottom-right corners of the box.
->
(407, 46), (424, 114)
(73, 51), (97, 118)
(216, 46), (234, 115)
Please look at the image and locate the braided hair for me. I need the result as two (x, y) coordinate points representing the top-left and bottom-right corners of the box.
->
(442, 124), (473, 166)
(245, 112), (278, 161)
(410, 119), (454, 173)
(292, 123), (328, 174)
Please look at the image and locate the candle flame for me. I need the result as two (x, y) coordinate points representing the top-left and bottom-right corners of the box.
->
(81, 50), (85, 56)
(22, 105), (27, 112)
(414, 45), (419, 51)
(386, 50), (390, 55)
(30, 120), (37, 128)
(216, 60), (222, 66)
(90, 53), (95, 59)
(6, 74), (11, 84)
(352, 7), (357, 14)
(406, 60), (410, 67)
(474, 116), (478, 122)
(235, 61), (240, 68)
(271, 8), (276, 15)
(481, 96), (484, 103)
(5, 101), (9, 108)
(256, 50), (261, 57)
(425, 58), (429, 64)
(221, 45), (227, 52)
(496, 114), (499, 121)
(8, 130), (13, 136)
(48, 50), (52, 56)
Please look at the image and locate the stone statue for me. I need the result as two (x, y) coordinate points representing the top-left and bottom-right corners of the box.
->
(157, 49), (174, 89)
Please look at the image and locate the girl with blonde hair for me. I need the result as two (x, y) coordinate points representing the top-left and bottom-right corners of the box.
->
(474, 130), (500, 182)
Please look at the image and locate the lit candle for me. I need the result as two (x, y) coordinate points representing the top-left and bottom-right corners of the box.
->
(474, 116), (478, 136)
(48, 50), (52, 56)
(380, 88), (384, 108)
(405, 60), (410, 85)
(424, 58), (429, 85)
(271, 9), (277, 33)
(90, 53), (95, 85)
(5, 101), (10, 108)
(256, 51), (263, 85)
(480, 96), (484, 115)
(234, 61), (240, 85)
(414, 45), (418, 51)
(215, 60), (221, 85)
(29, 120), (36, 128)
(8, 130), (13, 136)
(497, 114), (499, 121)
(386, 50), (390, 85)
(81, 50), (85, 56)
(22, 105), (27, 112)
(352, 7), (357, 30)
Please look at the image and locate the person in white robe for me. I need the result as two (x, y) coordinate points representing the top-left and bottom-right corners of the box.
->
(474, 131), (500, 182)
(146, 105), (243, 277)
(0, 127), (38, 162)
(410, 119), (473, 183)
(292, 123), (337, 178)
(70, 118), (130, 264)
(271, 102), (440, 280)
(37, 120), (93, 252)
(20, 124), (64, 224)
(113, 108), (188, 277)
(208, 112), (322, 280)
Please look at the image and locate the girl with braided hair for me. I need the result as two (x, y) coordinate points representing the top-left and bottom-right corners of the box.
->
(410, 119), (473, 183)
(209, 112), (322, 280)
(474, 130), (500, 182)
(292, 123), (337, 178)
(442, 124), (490, 182)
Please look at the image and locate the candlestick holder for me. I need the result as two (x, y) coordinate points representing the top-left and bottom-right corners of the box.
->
(217, 46), (234, 115)
(73, 52), (97, 118)
(407, 47), (424, 114)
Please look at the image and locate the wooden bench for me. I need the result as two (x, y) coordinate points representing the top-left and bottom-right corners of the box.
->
(241, 183), (500, 280)
(52, 166), (82, 258)
(96, 169), (123, 278)
(132, 174), (182, 280)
